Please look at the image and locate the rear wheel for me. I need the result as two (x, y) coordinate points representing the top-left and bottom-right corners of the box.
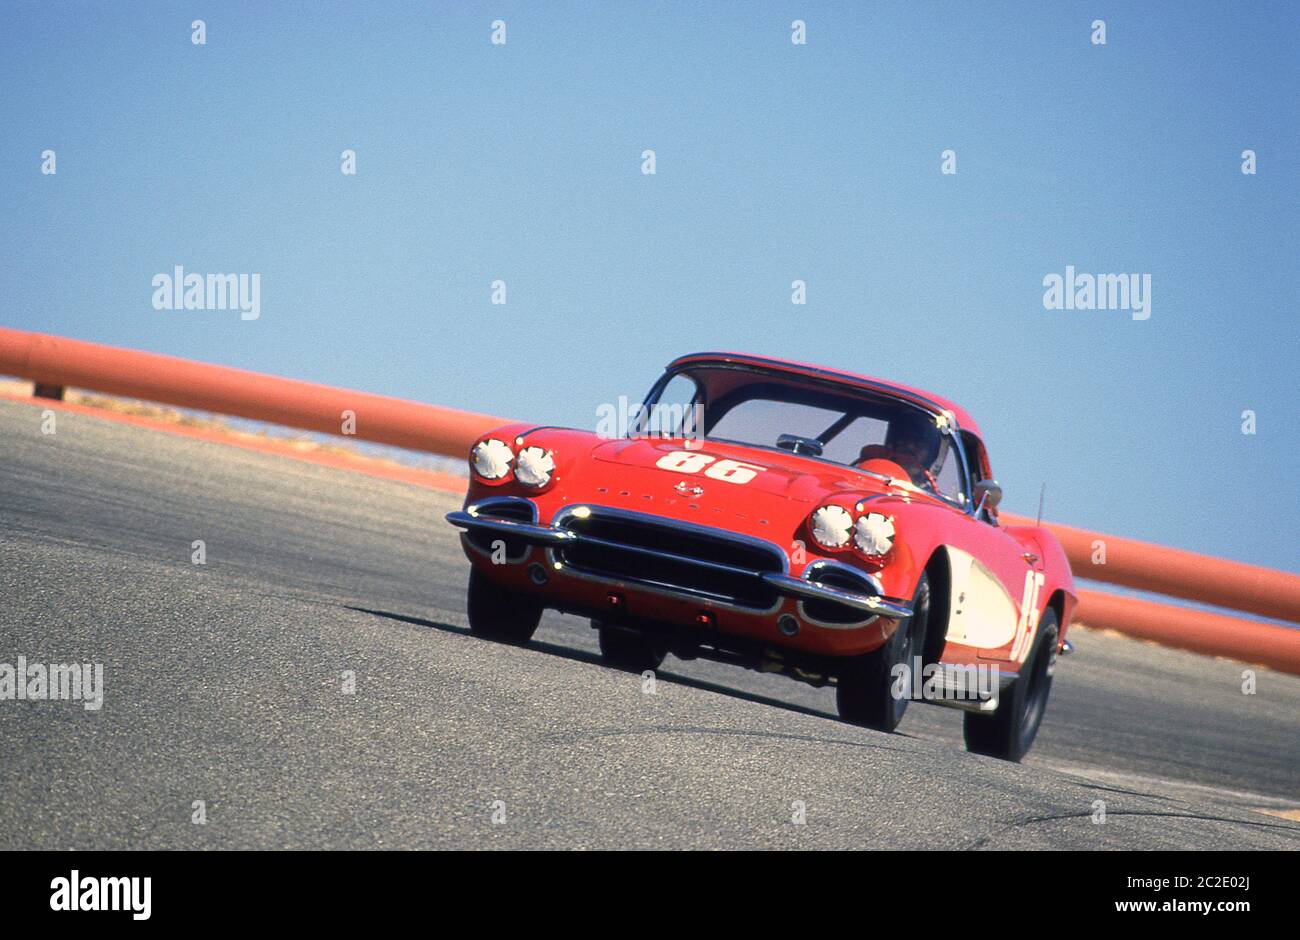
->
(963, 610), (1058, 762)
(466, 567), (542, 644)
(836, 574), (930, 732)
(597, 622), (667, 673)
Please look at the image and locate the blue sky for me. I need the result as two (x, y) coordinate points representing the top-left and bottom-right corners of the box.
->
(2, 1), (1297, 573)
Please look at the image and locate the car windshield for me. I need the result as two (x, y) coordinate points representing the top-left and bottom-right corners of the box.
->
(636, 365), (968, 506)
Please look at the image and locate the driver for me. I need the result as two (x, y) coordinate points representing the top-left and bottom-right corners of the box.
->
(856, 412), (941, 491)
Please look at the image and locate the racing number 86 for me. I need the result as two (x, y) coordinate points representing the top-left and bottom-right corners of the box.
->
(655, 450), (765, 485)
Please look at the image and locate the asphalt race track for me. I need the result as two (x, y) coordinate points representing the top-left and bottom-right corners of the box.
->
(2, 399), (1297, 849)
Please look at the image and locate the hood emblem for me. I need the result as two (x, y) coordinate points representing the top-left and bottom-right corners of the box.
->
(674, 481), (704, 497)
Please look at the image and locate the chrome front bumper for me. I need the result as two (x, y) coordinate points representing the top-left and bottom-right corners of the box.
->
(446, 509), (914, 622)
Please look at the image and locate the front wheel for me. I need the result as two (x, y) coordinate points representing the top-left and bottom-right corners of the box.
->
(836, 574), (931, 732)
(963, 610), (1058, 762)
(466, 567), (542, 644)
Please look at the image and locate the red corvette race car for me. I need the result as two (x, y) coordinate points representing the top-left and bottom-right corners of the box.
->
(447, 352), (1076, 761)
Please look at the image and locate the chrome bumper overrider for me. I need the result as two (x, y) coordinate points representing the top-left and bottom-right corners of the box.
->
(446, 510), (914, 622)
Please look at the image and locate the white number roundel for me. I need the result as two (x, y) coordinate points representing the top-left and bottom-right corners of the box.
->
(654, 451), (764, 485)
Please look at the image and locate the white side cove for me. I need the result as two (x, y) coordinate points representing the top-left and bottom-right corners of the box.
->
(941, 547), (1017, 650)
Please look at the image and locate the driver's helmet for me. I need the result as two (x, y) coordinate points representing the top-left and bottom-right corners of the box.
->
(885, 411), (941, 467)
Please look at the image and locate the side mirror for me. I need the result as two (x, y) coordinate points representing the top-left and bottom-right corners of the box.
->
(973, 479), (1003, 516)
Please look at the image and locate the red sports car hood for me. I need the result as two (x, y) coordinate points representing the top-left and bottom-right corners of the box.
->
(584, 437), (905, 513)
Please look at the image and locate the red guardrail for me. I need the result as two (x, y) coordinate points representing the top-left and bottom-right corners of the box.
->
(3, 327), (1297, 672)
(1001, 514), (1300, 624)
(1074, 590), (1300, 674)
(0, 327), (507, 456)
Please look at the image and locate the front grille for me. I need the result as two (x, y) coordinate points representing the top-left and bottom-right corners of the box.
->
(466, 498), (535, 559)
(801, 564), (881, 624)
(555, 509), (784, 609)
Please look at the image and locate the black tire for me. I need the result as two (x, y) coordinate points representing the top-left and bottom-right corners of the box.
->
(466, 567), (542, 644)
(836, 574), (931, 732)
(963, 610), (1058, 762)
(597, 622), (666, 673)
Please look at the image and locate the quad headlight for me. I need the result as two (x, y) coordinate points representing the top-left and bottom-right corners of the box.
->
(470, 438), (557, 488)
(810, 504), (896, 559)
(853, 512), (896, 557)
(810, 505), (854, 549)
(471, 438), (514, 480)
(514, 445), (556, 488)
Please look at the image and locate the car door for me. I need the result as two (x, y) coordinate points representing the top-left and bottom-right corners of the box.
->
(935, 434), (1039, 665)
